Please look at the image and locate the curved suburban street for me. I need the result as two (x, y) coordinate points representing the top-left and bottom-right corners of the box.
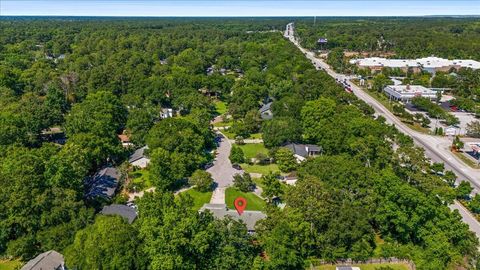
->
(285, 22), (480, 239)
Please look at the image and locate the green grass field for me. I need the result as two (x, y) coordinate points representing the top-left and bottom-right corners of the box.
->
(238, 143), (269, 159)
(177, 188), (213, 211)
(214, 100), (228, 115)
(241, 163), (280, 175)
(225, 188), (266, 211)
(129, 169), (153, 190)
(0, 260), (22, 270)
(315, 263), (410, 270)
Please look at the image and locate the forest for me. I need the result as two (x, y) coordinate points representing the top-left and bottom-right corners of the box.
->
(0, 17), (479, 270)
(295, 17), (480, 60)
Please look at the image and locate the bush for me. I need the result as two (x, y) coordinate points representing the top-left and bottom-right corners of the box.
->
(188, 170), (213, 192)
(233, 172), (255, 192)
(229, 146), (245, 164)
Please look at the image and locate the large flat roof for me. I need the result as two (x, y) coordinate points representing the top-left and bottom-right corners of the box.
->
(350, 57), (480, 70)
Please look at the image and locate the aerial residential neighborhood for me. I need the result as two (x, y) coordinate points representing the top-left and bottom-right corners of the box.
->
(1, 1), (480, 270)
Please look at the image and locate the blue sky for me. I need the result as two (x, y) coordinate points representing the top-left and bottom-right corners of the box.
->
(1, 1), (479, 16)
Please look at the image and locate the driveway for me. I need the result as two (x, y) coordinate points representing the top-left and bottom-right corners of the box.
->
(208, 132), (242, 188)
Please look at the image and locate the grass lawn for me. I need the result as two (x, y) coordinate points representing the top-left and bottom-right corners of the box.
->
(315, 263), (410, 270)
(0, 260), (22, 270)
(214, 100), (228, 115)
(222, 130), (263, 140)
(453, 151), (480, 169)
(177, 188), (213, 211)
(213, 121), (232, 127)
(225, 187), (266, 211)
(252, 177), (264, 189)
(241, 163), (280, 175)
(129, 169), (153, 190)
(238, 143), (269, 159)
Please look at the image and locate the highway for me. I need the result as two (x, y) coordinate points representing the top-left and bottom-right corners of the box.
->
(284, 23), (480, 238)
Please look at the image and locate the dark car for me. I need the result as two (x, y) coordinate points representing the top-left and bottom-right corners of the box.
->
(232, 163), (242, 170)
(204, 162), (214, 169)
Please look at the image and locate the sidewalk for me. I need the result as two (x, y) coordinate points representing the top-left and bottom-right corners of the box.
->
(210, 187), (226, 204)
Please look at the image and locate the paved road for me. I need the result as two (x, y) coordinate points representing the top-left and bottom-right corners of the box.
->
(207, 132), (244, 204)
(285, 23), (480, 238)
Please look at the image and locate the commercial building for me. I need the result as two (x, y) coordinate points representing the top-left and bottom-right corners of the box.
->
(383, 85), (437, 102)
(350, 56), (480, 74)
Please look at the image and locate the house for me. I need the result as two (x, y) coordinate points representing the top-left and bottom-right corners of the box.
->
(160, 108), (174, 119)
(129, 146), (150, 168)
(336, 267), (360, 270)
(118, 134), (133, 148)
(85, 167), (119, 199)
(101, 204), (138, 224)
(383, 85), (437, 102)
(200, 204), (266, 233)
(21, 250), (65, 270)
(259, 102), (273, 120)
(284, 143), (321, 162)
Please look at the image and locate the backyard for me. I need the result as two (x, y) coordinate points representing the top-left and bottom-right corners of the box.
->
(128, 169), (153, 191)
(225, 187), (266, 211)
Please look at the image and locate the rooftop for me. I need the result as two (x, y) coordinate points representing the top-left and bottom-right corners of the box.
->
(101, 204), (137, 224)
(85, 167), (119, 199)
(350, 56), (480, 70)
(284, 143), (321, 158)
(385, 84), (435, 94)
(129, 146), (149, 163)
(21, 250), (64, 270)
(200, 204), (266, 231)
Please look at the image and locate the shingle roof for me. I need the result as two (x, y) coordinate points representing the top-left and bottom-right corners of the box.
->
(200, 204), (266, 231)
(101, 204), (137, 224)
(284, 143), (321, 158)
(259, 102), (272, 113)
(129, 146), (149, 163)
(85, 167), (119, 199)
(21, 250), (64, 270)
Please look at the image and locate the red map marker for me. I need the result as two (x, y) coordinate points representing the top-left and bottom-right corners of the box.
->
(234, 197), (247, 215)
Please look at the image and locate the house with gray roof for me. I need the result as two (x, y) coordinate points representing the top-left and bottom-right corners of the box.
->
(284, 143), (321, 162)
(21, 250), (65, 270)
(129, 146), (150, 168)
(259, 102), (273, 120)
(200, 204), (266, 233)
(85, 166), (119, 199)
(101, 204), (138, 224)
(336, 267), (360, 270)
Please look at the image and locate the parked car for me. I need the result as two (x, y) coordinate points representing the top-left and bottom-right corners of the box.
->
(204, 162), (214, 169)
(232, 163), (242, 170)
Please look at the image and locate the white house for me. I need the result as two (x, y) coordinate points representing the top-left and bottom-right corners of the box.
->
(129, 146), (150, 168)
(383, 85), (437, 102)
(160, 108), (174, 119)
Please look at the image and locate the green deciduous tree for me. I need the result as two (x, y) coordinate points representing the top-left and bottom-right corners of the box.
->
(188, 169), (213, 192)
(65, 215), (146, 270)
(230, 145), (245, 164)
(274, 148), (297, 173)
(233, 172), (255, 192)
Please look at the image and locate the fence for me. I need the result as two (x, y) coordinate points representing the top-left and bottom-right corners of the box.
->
(309, 257), (416, 270)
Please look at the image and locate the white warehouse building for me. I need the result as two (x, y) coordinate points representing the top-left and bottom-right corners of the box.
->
(383, 85), (437, 102)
